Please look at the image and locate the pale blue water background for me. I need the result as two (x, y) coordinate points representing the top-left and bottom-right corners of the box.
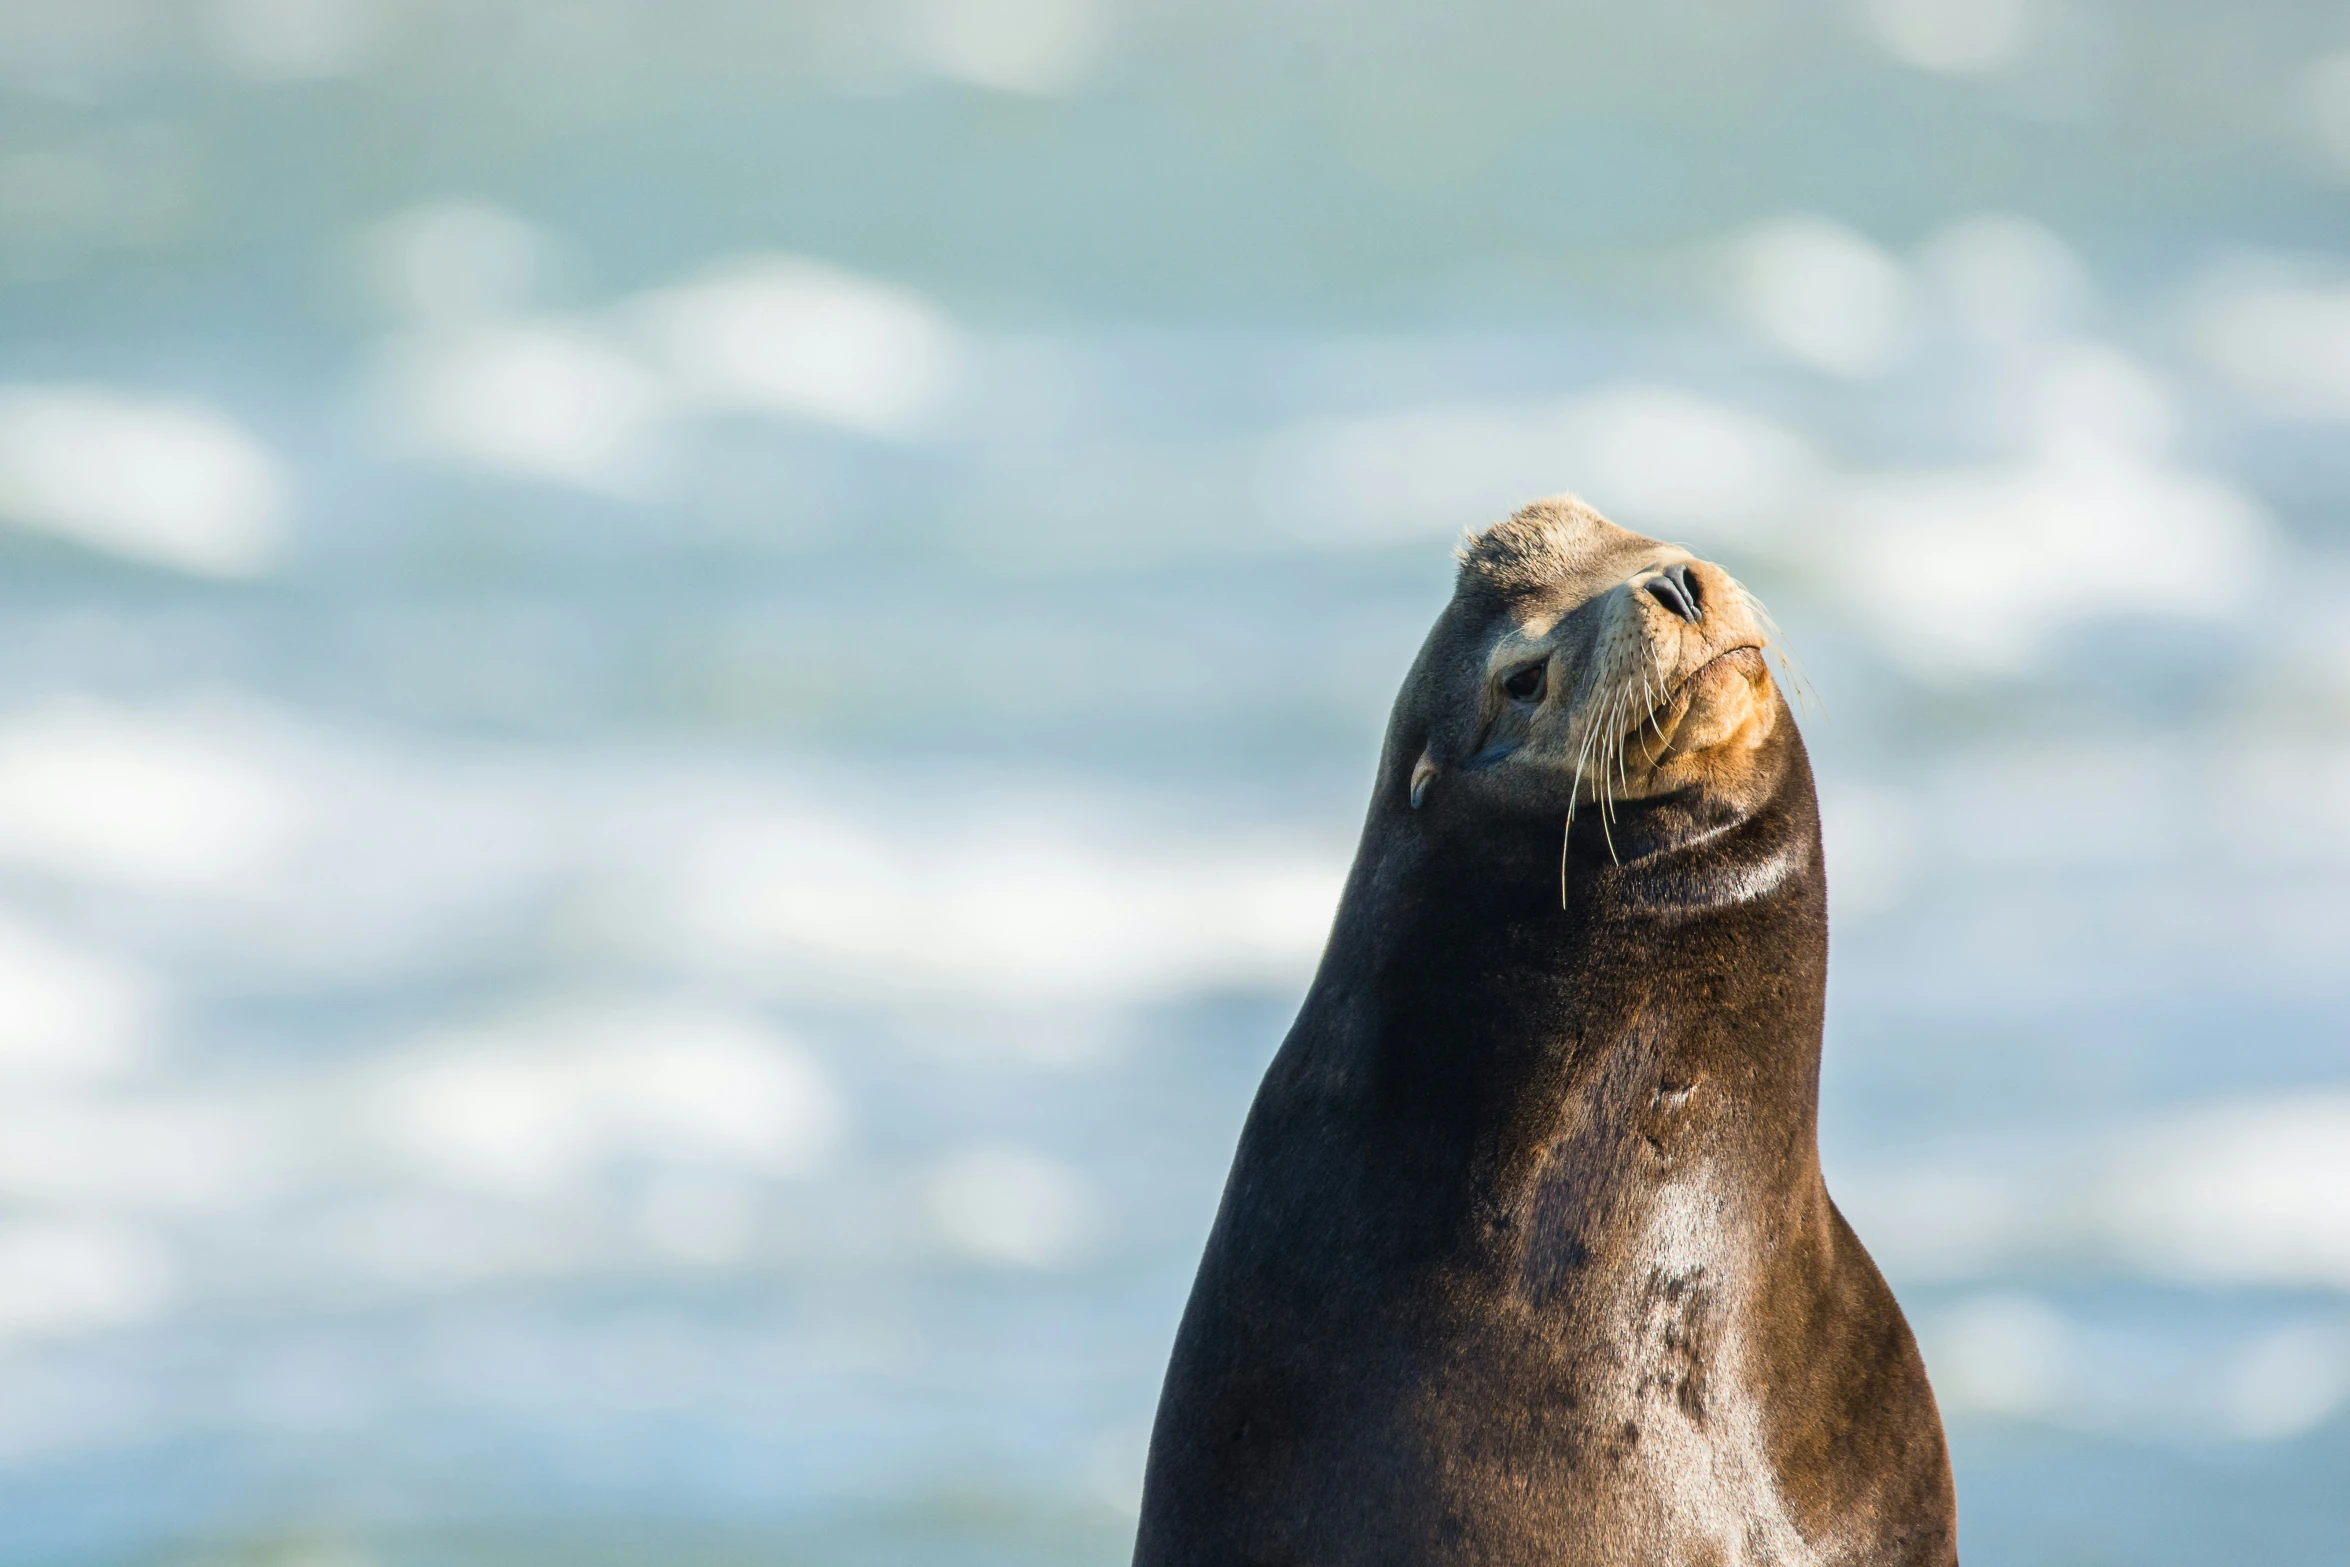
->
(0, 3), (2347, 1562)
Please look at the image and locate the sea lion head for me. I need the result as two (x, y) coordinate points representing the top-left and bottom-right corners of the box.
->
(1394, 496), (1790, 864)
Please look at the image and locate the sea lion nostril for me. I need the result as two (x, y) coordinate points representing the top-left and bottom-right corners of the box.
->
(1673, 562), (1703, 616)
(1646, 565), (1703, 625)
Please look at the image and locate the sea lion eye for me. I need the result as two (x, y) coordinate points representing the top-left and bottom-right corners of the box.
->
(1502, 663), (1546, 701)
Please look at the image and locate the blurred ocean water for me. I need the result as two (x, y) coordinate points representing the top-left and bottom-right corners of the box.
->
(1, 1), (2348, 1562)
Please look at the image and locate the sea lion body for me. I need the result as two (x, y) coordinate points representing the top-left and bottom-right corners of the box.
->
(1135, 500), (1955, 1566)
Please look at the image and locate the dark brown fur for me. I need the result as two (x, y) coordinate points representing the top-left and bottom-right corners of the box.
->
(1133, 510), (1956, 1566)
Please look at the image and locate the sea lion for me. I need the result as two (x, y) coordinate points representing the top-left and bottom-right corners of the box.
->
(1134, 498), (1955, 1565)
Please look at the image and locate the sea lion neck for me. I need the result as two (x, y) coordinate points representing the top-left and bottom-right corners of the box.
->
(1367, 683), (1809, 930)
(1288, 715), (1829, 1263)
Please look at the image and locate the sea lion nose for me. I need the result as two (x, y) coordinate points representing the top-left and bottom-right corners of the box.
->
(1646, 563), (1703, 625)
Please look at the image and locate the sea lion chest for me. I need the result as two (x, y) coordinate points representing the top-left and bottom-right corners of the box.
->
(1140, 859), (1834, 1566)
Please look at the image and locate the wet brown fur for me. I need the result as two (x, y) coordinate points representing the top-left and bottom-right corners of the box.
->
(1133, 499), (1956, 1565)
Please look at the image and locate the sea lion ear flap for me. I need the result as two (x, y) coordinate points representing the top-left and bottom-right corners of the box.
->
(1409, 751), (1437, 809)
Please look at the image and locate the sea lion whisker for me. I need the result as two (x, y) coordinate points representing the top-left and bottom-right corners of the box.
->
(1597, 685), (1624, 862)
(1615, 693), (1635, 814)
(1574, 687), (1608, 820)
(1597, 685), (1621, 822)
(1562, 687), (1608, 907)
(1611, 683), (1632, 805)
(1643, 655), (1673, 763)
(1566, 700), (1599, 821)
(1635, 684), (1666, 767)
(1568, 693), (1598, 817)
(1734, 582), (1822, 721)
(1778, 645), (1823, 720)
(1579, 714), (1597, 822)
(1592, 688), (1612, 818)
(1634, 662), (1668, 766)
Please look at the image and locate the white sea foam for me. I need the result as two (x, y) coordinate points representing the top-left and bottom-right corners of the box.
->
(1917, 1291), (2350, 1442)
(368, 319), (667, 493)
(0, 386), (287, 576)
(0, 699), (309, 892)
(1823, 346), (2272, 676)
(657, 802), (1344, 1003)
(1917, 214), (2090, 342)
(2101, 1093), (2350, 1290)
(2224, 1322), (2350, 1441)
(363, 198), (545, 324)
(2192, 272), (2350, 420)
(0, 1090), (283, 1214)
(0, 913), (156, 1081)
(362, 1002), (844, 1196)
(1844, 1088), (2350, 1298)
(1922, 1293), (2071, 1417)
(361, 242), (962, 490)
(634, 1170), (764, 1266)
(0, 1221), (173, 1343)
(901, 0), (1107, 96)
(1816, 781), (1923, 915)
(632, 255), (962, 437)
(206, 0), (380, 82)
(1858, 0), (2034, 75)
(1724, 216), (1913, 377)
(921, 1143), (1105, 1268)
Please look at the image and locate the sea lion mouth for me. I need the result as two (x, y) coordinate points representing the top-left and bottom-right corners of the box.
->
(1625, 644), (1765, 747)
